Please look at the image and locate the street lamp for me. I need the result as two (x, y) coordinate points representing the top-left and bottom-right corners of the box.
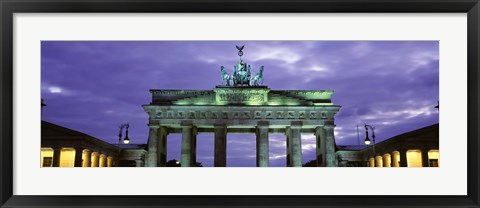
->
(117, 123), (130, 166)
(118, 123), (130, 145)
(364, 124), (376, 166)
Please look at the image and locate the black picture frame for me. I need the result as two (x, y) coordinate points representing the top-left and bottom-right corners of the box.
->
(1, 0), (479, 207)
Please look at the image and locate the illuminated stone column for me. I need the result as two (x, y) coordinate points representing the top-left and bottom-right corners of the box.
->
(325, 125), (337, 167)
(99, 154), (107, 167)
(391, 151), (399, 167)
(192, 126), (198, 166)
(83, 150), (92, 167)
(74, 148), (84, 167)
(52, 147), (61, 167)
(214, 124), (227, 167)
(290, 121), (302, 167)
(383, 154), (391, 167)
(180, 122), (194, 167)
(375, 156), (383, 167)
(398, 149), (408, 167)
(91, 152), (99, 167)
(421, 149), (430, 167)
(285, 127), (293, 167)
(157, 126), (168, 167)
(146, 125), (159, 167)
(315, 126), (326, 167)
(256, 121), (269, 167)
(107, 156), (113, 167)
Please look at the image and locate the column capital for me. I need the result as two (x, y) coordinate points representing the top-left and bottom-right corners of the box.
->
(160, 126), (170, 134)
(180, 120), (193, 126)
(323, 124), (336, 130)
(148, 119), (160, 126)
(285, 126), (291, 135)
(214, 120), (227, 127)
(315, 126), (325, 134)
(290, 121), (303, 128)
(257, 121), (269, 127)
(148, 124), (160, 128)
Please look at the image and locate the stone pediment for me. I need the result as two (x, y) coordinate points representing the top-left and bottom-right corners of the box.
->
(149, 86), (334, 106)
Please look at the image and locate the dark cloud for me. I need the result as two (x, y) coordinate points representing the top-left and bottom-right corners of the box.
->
(41, 41), (439, 167)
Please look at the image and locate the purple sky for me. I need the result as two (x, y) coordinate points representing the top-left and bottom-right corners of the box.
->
(41, 41), (439, 167)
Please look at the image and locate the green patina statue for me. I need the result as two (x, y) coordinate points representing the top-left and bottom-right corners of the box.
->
(232, 60), (251, 86)
(252, 66), (264, 86)
(220, 66), (231, 86)
(220, 45), (264, 87)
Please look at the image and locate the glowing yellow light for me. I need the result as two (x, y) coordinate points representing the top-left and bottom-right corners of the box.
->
(428, 150), (439, 167)
(59, 148), (75, 167)
(99, 154), (107, 167)
(391, 151), (400, 167)
(383, 154), (391, 167)
(407, 149), (422, 167)
(41, 148), (54, 167)
(375, 156), (383, 167)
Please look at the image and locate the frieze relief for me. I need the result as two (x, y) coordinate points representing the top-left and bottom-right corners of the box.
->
(188, 111), (196, 119)
(276, 111), (285, 119)
(177, 111), (185, 119)
(265, 111), (273, 119)
(299, 111), (306, 119)
(287, 111), (295, 119)
(217, 92), (264, 102)
(254, 111), (262, 119)
(151, 109), (337, 120)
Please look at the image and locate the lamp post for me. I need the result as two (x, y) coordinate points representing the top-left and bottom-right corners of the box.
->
(364, 124), (376, 167)
(117, 123), (130, 167)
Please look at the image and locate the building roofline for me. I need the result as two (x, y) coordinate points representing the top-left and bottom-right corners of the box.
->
(41, 120), (119, 149)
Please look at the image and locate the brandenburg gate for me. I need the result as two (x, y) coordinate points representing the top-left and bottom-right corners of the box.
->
(142, 46), (341, 167)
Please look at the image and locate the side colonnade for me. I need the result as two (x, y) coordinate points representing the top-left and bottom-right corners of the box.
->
(367, 148), (440, 167)
(41, 147), (116, 167)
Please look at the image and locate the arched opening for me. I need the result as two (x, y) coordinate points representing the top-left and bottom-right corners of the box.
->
(407, 149), (422, 167)
(369, 158), (375, 167)
(41, 148), (54, 167)
(59, 148), (75, 167)
(375, 156), (383, 167)
(91, 152), (99, 167)
(99, 154), (107, 167)
(391, 151), (400, 167)
(383, 153), (391, 167)
(107, 156), (114, 167)
(428, 149), (440, 167)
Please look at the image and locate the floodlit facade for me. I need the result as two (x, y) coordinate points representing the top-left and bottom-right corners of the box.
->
(336, 123), (439, 167)
(41, 121), (147, 167)
(40, 47), (439, 168)
(142, 46), (341, 167)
